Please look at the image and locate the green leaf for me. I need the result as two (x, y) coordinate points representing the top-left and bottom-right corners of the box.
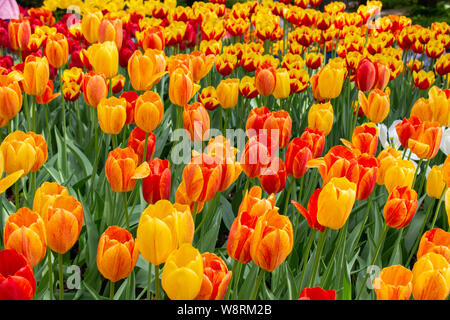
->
(220, 195), (235, 231)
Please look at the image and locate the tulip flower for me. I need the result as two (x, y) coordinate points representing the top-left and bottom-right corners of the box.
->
(0, 131), (37, 177)
(342, 122), (378, 156)
(86, 41), (118, 79)
(240, 134), (277, 179)
(97, 97), (127, 135)
(246, 106), (271, 138)
(169, 67), (200, 107)
(3, 207), (47, 267)
(33, 181), (69, 217)
(383, 159), (416, 194)
(426, 166), (446, 199)
(22, 55), (50, 97)
(305, 52), (323, 70)
(105, 147), (150, 193)
(255, 62), (277, 97)
(183, 102), (210, 142)
(35, 80), (60, 105)
(43, 195), (83, 254)
(190, 51), (215, 83)
(317, 177), (357, 230)
(272, 68), (291, 99)
(216, 78), (240, 109)
(198, 86), (220, 111)
(175, 181), (205, 214)
(358, 88), (390, 123)
(292, 189), (326, 233)
(355, 57), (376, 92)
(81, 71), (108, 108)
(120, 91), (138, 125)
(45, 33), (69, 69)
(8, 19), (31, 52)
(373, 265), (413, 300)
(239, 76), (258, 99)
(110, 74), (125, 94)
(408, 121), (442, 159)
(417, 228), (450, 263)
(0, 249), (36, 300)
(258, 157), (287, 195)
(285, 138), (313, 179)
(97, 226), (139, 283)
(312, 58), (346, 100)
(98, 18), (123, 50)
(134, 91), (164, 133)
(308, 102), (334, 136)
(128, 49), (167, 92)
(263, 110), (292, 149)
(412, 252), (450, 300)
(127, 127), (156, 163)
(81, 11), (103, 44)
(194, 252), (232, 300)
(0, 73), (22, 121)
(215, 53), (237, 77)
(142, 158), (171, 205)
(346, 154), (379, 201)
(298, 287), (337, 300)
(299, 127), (325, 159)
(136, 26), (165, 51)
(250, 208), (294, 272)
(384, 186), (418, 229)
(162, 243), (203, 300)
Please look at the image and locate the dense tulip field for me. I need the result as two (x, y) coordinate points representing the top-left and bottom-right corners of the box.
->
(0, 0), (450, 302)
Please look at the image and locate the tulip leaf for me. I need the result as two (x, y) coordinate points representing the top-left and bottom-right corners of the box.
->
(82, 281), (105, 300)
(220, 194), (235, 231)
(238, 262), (260, 300)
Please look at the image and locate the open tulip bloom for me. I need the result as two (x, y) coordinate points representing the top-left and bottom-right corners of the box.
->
(0, 0), (450, 304)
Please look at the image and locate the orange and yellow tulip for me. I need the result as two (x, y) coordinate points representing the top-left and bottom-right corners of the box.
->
(98, 18), (123, 50)
(358, 88), (390, 123)
(81, 71), (108, 108)
(417, 228), (450, 263)
(134, 91), (164, 133)
(194, 252), (232, 300)
(97, 97), (127, 135)
(22, 55), (50, 97)
(373, 265), (413, 300)
(216, 78), (240, 109)
(128, 49), (167, 92)
(8, 19), (31, 52)
(255, 62), (277, 97)
(45, 33), (69, 69)
(183, 102), (210, 142)
(81, 11), (103, 44)
(142, 158), (171, 205)
(384, 186), (418, 229)
(412, 252), (450, 300)
(308, 102), (334, 136)
(32, 181), (68, 217)
(169, 67), (200, 107)
(0, 73), (22, 121)
(86, 41), (118, 79)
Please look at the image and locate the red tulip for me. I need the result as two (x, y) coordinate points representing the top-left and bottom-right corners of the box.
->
(142, 158), (171, 204)
(0, 249), (36, 300)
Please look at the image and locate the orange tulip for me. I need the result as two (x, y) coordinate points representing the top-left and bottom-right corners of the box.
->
(142, 158), (171, 205)
(190, 51), (215, 83)
(255, 62), (277, 97)
(81, 71), (108, 108)
(376, 147), (401, 185)
(373, 265), (413, 300)
(346, 154), (379, 201)
(8, 19), (31, 52)
(259, 157), (287, 195)
(0, 73), (22, 121)
(22, 55), (50, 97)
(292, 188), (326, 232)
(45, 33), (69, 69)
(128, 49), (167, 92)
(358, 88), (390, 123)
(250, 209), (294, 272)
(97, 226), (139, 282)
(27, 131), (48, 172)
(263, 110), (292, 149)
(43, 195), (83, 254)
(408, 121), (442, 159)
(32, 181), (69, 217)
(134, 91), (164, 133)
(240, 134), (277, 179)
(35, 80), (60, 105)
(98, 18), (123, 50)
(136, 26), (165, 51)
(412, 252), (450, 300)
(342, 122), (378, 156)
(195, 252), (232, 300)
(245, 106), (271, 138)
(308, 102), (334, 136)
(417, 228), (450, 263)
(183, 102), (210, 142)
(127, 127), (156, 163)
(0, 131), (37, 177)
(299, 127), (325, 159)
(384, 186), (418, 229)
(97, 97), (127, 135)
(285, 138), (313, 179)
(169, 67), (200, 107)
(3, 207), (47, 267)
(105, 147), (150, 193)
(81, 11), (103, 44)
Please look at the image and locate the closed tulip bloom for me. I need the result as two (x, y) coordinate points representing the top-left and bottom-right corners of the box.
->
(8, 19), (31, 52)
(127, 127), (156, 163)
(216, 78), (239, 109)
(316, 59), (346, 100)
(81, 11), (103, 44)
(259, 157), (287, 195)
(373, 61), (391, 91)
(169, 67), (200, 107)
(308, 102), (334, 136)
(182, 154), (222, 203)
(417, 228), (450, 263)
(162, 243), (203, 300)
(272, 68), (290, 99)
(120, 91), (138, 125)
(27, 132), (47, 172)
(408, 121), (442, 159)
(245, 106), (271, 138)
(240, 134), (277, 179)
(384, 186), (418, 229)
(373, 265), (413, 300)
(412, 252), (450, 300)
(97, 97), (127, 135)
(376, 147), (401, 185)
(128, 49), (167, 92)
(134, 91), (164, 133)
(285, 138), (313, 178)
(299, 127), (325, 159)
(33, 181), (68, 217)
(190, 51), (215, 83)
(22, 55), (50, 97)
(384, 159), (415, 194)
(344, 122), (378, 156)
(346, 154), (379, 201)
(263, 110), (292, 149)
(195, 252), (232, 300)
(358, 88), (390, 123)
(43, 195), (83, 254)
(98, 18), (123, 50)
(45, 33), (69, 69)
(292, 189), (326, 232)
(0, 73), (22, 121)
(250, 209), (293, 272)
(86, 41), (118, 79)
(355, 57), (376, 92)
(255, 62), (277, 97)
(426, 166), (446, 199)
(183, 102), (210, 142)
(298, 287), (337, 300)
(81, 71), (108, 108)
(3, 208), (46, 268)
(105, 147), (150, 193)
(137, 26), (165, 51)
(0, 249), (36, 300)
(0, 131), (37, 177)
(307, 145), (357, 185)
(97, 226), (139, 282)
(142, 158), (171, 205)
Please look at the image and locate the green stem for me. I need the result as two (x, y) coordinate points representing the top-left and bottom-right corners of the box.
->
(231, 261), (243, 300)
(406, 197), (435, 266)
(349, 191), (374, 255)
(60, 69), (68, 178)
(192, 201), (199, 219)
(320, 224), (347, 287)
(43, 104), (51, 151)
(112, 134), (117, 150)
(356, 225), (389, 300)
(47, 250), (53, 300)
(89, 108), (100, 201)
(388, 228), (404, 266)
(282, 176), (295, 216)
(14, 181), (19, 210)
(412, 158), (423, 189)
(142, 132), (149, 163)
(31, 96), (36, 132)
(195, 194), (218, 233)
(298, 229), (317, 293)
(109, 281), (115, 300)
(122, 192), (130, 231)
(23, 93), (31, 131)
(429, 189), (445, 230)
(417, 158), (431, 193)
(309, 228), (329, 287)
(154, 264), (160, 300)
(147, 262), (152, 300)
(250, 268), (264, 300)
(225, 259), (238, 300)
(58, 253), (64, 300)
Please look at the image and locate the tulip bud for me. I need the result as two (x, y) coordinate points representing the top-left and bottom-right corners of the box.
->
(384, 186), (418, 229)
(216, 78), (240, 109)
(355, 57), (376, 92)
(97, 97), (127, 135)
(308, 102), (334, 136)
(426, 166), (446, 199)
(134, 91), (164, 133)
(142, 158), (171, 205)
(97, 226), (139, 282)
